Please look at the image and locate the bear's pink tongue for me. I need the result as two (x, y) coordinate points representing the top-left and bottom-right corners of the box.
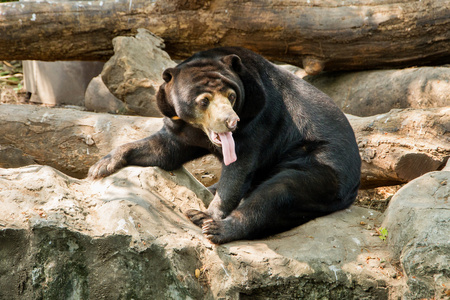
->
(218, 132), (237, 166)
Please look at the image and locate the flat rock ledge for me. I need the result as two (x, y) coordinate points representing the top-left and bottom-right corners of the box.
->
(1, 165), (449, 299)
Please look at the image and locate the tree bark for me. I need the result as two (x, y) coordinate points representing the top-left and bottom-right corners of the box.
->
(350, 108), (450, 188)
(0, 104), (163, 178)
(0, 104), (449, 187)
(1, 0), (449, 72)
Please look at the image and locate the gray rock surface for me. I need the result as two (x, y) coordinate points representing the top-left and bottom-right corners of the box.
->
(0, 165), (211, 299)
(0, 165), (412, 299)
(84, 75), (127, 114)
(0, 145), (36, 168)
(382, 170), (450, 300)
(305, 67), (450, 117)
(101, 28), (176, 117)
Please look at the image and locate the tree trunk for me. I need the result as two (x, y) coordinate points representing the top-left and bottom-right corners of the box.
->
(0, 104), (448, 187)
(350, 108), (450, 188)
(1, 0), (449, 73)
(0, 104), (163, 178)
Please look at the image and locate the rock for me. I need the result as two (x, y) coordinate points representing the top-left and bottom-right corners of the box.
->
(0, 165), (211, 299)
(444, 159), (450, 171)
(101, 29), (176, 117)
(382, 170), (450, 299)
(278, 64), (308, 78)
(0, 145), (36, 168)
(304, 67), (450, 117)
(302, 56), (325, 76)
(0, 165), (408, 299)
(184, 154), (221, 187)
(84, 75), (127, 114)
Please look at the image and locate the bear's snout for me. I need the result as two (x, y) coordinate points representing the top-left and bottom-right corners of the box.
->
(226, 114), (240, 131)
(204, 94), (239, 133)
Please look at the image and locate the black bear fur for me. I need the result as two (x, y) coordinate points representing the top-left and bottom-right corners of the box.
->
(88, 47), (361, 244)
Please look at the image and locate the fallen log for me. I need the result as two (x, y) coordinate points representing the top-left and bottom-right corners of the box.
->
(0, 104), (163, 178)
(1, 0), (449, 73)
(304, 67), (450, 117)
(350, 108), (450, 188)
(0, 104), (449, 187)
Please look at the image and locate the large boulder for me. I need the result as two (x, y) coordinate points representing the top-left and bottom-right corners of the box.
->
(100, 28), (176, 117)
(382, 169), (450, 299)
(0, 165), (211, 299)
(84, 75), (127, 114)
(0, 165), (406, 299)
(304, 67), (450, 117)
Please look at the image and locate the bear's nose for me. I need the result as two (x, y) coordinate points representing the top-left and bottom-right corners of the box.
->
(226, 115), (240, 130)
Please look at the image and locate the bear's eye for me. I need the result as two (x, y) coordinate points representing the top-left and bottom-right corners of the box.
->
(198, 97), (210, 108)
(228, 92), (236, 104)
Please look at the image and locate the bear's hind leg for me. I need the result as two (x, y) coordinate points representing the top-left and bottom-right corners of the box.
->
(200, 166), (351, 244)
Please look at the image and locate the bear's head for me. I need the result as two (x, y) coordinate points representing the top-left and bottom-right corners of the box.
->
(157, 54), (245, 135)
(157, 52), (266, 165)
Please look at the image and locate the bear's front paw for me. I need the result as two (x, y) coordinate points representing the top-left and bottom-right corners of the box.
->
(87, 153), (126, 180)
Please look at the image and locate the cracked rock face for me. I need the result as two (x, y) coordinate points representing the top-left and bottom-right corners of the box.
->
(383, 170), (450, 300)
(1, 165), (211, 299)
(1, 165), (448, 299)
(100, 28), (177, 117)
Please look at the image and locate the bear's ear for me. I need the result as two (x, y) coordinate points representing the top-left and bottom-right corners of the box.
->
(156, 83), (177, 118)
(221, 54), (266, 119)
(221, 54), (243, 73)
(162, 68), (177, 83)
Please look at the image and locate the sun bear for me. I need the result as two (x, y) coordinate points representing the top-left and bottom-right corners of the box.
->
(88, 47), (361, 244)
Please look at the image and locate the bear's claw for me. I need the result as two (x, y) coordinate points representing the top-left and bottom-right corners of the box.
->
(87, 153), (126, 180)
(185, 209), (212, 227)
(201, 219), (228, 244)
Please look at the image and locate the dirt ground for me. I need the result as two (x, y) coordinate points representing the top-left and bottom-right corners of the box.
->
(0, 61), (398, 213)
